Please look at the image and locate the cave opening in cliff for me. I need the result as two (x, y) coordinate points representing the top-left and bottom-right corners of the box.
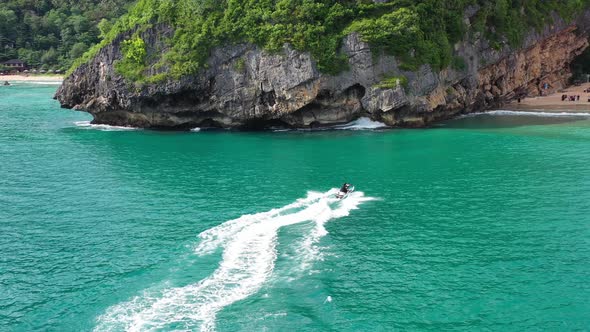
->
(239, 118), (292, 131)
(344, 84), (366, 100)
(570, 42), (590, 84)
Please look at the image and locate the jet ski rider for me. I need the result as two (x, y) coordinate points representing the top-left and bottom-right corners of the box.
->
(340, 183), (350, 193)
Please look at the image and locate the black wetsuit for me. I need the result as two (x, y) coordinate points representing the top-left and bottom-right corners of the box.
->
(340, 184), (349, 193)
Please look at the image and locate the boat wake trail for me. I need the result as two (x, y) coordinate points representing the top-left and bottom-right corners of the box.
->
(95, 189), (373, 332)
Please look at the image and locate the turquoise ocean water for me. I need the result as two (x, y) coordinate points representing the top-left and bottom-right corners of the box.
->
(1, 83), (590, 331)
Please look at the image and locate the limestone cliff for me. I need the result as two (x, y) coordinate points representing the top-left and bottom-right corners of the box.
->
(55, 11), (590, 129)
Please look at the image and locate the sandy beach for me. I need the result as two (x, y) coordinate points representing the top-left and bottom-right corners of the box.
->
(505, 82), (590, 111)
(1, 74), (63, 82)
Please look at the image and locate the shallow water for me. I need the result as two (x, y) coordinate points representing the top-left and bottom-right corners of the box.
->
(1, 84), (590, 331)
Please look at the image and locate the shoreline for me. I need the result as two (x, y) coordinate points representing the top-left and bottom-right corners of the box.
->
(503, 82), (590, 111)
(1, 74), (63, 82)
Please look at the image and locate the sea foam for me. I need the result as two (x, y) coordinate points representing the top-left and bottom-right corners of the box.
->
(332, 117), (388, 130)
(272, 117), (388, 132)
(74, 121), (139, 131)
(94, 189), (374, 332)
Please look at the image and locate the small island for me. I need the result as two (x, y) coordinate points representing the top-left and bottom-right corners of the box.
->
(54, 1), (590, 130)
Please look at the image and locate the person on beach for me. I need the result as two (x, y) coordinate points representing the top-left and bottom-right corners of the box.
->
(3, 81), (9, 86)
(577, 95), (580, 101)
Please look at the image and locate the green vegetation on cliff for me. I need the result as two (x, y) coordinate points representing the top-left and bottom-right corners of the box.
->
(0, 0), (131, 70)
(71, 0), (590, 81)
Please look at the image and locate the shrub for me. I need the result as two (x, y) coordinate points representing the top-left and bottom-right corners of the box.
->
(451, 56), (467, 71)
(375, 75), (409, 90)
(114, 36), (147, 81)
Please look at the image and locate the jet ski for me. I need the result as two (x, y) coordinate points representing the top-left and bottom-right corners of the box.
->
(336, 183), (354, 199)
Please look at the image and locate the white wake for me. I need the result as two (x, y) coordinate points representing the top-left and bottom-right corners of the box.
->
(95, 189), (373, 332)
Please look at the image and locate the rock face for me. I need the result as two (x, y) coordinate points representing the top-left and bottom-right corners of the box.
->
(55, 12), (590, 129)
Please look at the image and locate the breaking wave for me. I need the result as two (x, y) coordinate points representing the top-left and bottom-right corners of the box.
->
(94, 189), (374, 332)
(331, 117), (388, 130)
(273, 117), (389, 132)
(74, 121), (139, 131)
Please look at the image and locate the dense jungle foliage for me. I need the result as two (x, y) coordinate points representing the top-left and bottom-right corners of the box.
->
(12, 0), (586, 79)
(0, 0), (130, 70)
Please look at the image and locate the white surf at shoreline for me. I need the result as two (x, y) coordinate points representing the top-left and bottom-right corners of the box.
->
(94, 190), (374, 332)
(462, 110), (590, 118)
(73, 116), (386, 133)
(4, 80), (63, 85)
(273, 117), (389, 132)
(331, 117), (388, 130)
(74, 121), (140, 131)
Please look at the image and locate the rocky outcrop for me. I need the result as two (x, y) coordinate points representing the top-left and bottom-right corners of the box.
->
(55, 12), (590, 129)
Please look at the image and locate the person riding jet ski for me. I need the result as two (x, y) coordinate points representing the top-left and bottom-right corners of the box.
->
(336, 183), (354, 199)
(340, 183), (351, 193)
